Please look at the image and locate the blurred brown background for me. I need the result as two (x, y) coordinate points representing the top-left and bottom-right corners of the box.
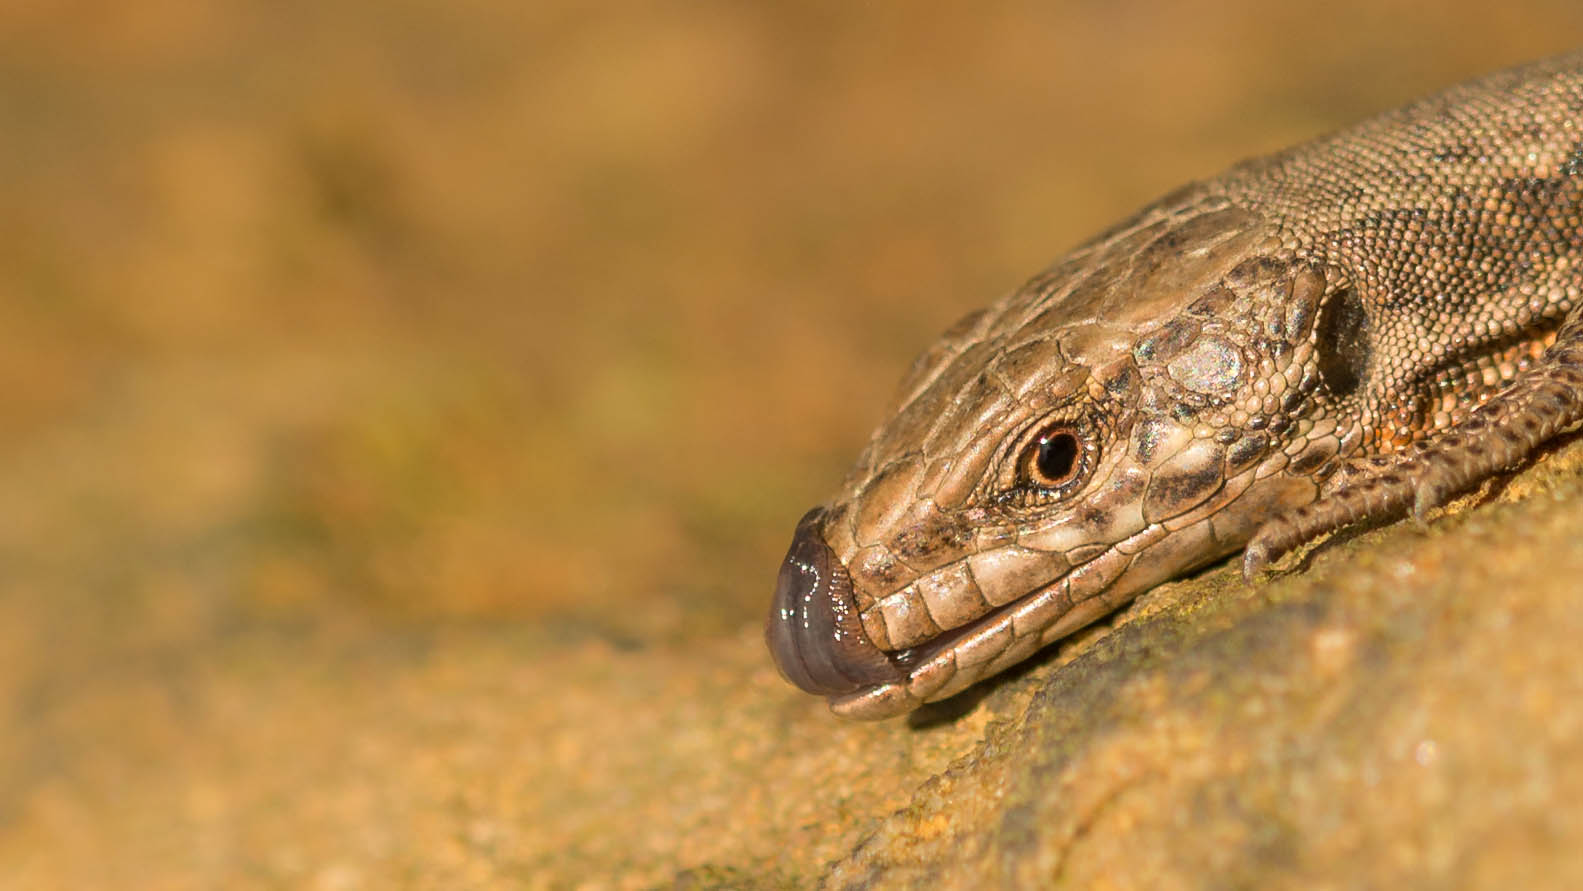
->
(1, 1), (1580, 887)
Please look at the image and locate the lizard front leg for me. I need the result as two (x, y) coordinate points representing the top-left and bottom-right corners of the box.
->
(1243, 303), (1583, 579)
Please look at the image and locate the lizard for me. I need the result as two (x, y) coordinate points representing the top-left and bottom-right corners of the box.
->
(765, 51), (1583, 720)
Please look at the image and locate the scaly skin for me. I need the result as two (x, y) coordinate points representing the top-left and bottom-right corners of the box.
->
(766, 52), (1583, 719)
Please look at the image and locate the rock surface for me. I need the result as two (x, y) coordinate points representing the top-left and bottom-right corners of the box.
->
(10, 426), (1583, 890)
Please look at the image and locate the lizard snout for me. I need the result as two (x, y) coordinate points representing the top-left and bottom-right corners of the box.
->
(765, 508), (902, 698)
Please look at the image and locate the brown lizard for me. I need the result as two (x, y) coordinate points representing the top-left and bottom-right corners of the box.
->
(766, 51), (1583, 720)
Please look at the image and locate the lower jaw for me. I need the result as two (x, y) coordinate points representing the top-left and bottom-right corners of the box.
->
(828, 583), (1124, 720)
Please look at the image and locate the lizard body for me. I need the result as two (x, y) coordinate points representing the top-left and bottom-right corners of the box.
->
(766, 52), (1583, 719)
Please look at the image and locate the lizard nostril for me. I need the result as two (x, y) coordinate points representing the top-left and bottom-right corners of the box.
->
(765, 508), (902, 697)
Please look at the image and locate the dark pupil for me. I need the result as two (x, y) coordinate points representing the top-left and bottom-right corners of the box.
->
(1036, 432), (1078, 483)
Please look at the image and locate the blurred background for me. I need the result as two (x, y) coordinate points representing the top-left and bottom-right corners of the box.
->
(2, 0), (1580, 886)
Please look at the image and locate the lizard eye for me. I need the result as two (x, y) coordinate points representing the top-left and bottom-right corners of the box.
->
(1021, 425), (1086, 490)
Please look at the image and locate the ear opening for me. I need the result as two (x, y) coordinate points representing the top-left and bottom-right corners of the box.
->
(1313, 287), (1371, 398)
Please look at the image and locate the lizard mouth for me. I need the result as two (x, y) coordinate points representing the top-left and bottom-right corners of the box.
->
(827, 564), (1102, 719)
(767, 507), (1118, 719)
(888, 591), (1037, 672)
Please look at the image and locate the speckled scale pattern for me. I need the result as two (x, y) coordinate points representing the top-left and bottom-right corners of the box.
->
(1219, 52), (1583, 454)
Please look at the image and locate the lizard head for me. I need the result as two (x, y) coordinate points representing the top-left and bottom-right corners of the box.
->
(767, 196), (1340, 718)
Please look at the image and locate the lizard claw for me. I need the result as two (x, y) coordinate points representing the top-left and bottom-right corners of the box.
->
(1242, 516), (1292, 582)
(1241, 543), (1270, 583)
